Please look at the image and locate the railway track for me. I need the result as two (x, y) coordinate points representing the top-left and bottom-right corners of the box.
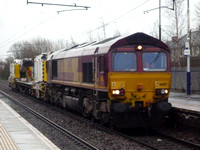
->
(46, 102), (200, 149)
(92, 122), (200, 150)
(0, 82), (9, 89)
(66, 113), (200, 150)
(0, 80), (200, 150)
(156, 131), (200, 149)
(0, 90), (98, 150)
(174, 107), (200, 131)
(20, 94), (200, 150)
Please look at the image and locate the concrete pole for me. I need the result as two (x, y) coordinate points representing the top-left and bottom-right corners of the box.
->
(159, 0), (161, 40)
(186, 0), (191, 95)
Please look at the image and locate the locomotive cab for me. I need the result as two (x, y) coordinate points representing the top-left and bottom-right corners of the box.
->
(107, 39), (172, 128)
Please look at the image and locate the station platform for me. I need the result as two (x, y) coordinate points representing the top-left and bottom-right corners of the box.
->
(0, 99), (60, 150)
(169, 92), (200, 113)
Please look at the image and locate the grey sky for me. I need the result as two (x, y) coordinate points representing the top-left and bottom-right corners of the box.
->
(0, 0), (198, 60)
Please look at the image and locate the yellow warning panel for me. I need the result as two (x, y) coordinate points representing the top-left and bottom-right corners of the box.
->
(14, 64), (20, 78)
(43, 61), (47, 82)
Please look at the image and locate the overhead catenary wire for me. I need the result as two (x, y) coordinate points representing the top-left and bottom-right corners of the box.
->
(57, 8), (89, 14)
(0, 11), (58, 49)
(74, 0), (150, 40)
(0, 0), (91, 49)
(0, 0), (149, 51)
(27, 0), (90, 9)
(0, 7), (48, 46)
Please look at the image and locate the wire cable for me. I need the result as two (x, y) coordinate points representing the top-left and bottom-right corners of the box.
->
(0, 7), (47, 46)
(0, 0), (149, 51)
(75, 0), (149, 39)
(0, 10), (58, 49)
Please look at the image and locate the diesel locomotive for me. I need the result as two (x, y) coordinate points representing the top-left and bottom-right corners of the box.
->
(8, 32), (172, 128)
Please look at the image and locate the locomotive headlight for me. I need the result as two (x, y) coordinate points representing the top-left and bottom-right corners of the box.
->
(112, 90), (120, 95)
(164, 89), (169, 94)
(112, 89), (125, 96)
(136, 45), (143, 50)
(156, 89), (169, 95)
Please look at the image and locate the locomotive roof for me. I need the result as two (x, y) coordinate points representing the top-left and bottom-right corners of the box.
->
(48, 32), (169, 60)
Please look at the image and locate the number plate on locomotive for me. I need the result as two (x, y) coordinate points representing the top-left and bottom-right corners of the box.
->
(155, 81), (168, 88)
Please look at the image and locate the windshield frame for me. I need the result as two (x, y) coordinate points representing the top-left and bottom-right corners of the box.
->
(142, 52), (168, 72)
(112, 51), (137, 72)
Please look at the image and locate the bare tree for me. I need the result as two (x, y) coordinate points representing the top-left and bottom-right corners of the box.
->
(97, 31), (103, 41)
(0, 60), (4, 75)
(164, 0), (186, 66)
(113, 29), (121, 37)
(52, 39), (68, 51)
(9, 38), (56, 59)
(195, 2), (200, 30)
(9, 41), (36, 59)
(31, 38), (54, 53)
(149, 21), (159, 39)
(87, 30), (95, 42)
(69, 36), (78, 47)
(0, 57), (14, 79)
(100, 19), (106, 39)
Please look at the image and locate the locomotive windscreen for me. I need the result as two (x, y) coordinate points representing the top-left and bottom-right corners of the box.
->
(112, 52), (137, 71)
(142, 52), (167, 71)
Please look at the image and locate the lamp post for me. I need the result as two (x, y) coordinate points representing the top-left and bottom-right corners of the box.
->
(186, 0), (191, 95)
(159, 0), (161, 40)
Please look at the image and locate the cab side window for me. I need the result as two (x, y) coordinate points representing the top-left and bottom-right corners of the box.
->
(83, 62), (93, 83)
(52, 60), (57, 77)
(99, 55), (106, 73)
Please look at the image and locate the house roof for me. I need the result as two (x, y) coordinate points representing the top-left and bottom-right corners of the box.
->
(167, 30), (200, 48)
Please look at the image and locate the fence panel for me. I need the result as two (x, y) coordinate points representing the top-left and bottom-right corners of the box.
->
(171, 67), (200, 93)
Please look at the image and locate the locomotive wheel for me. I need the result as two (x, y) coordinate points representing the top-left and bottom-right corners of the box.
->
(82, 97), (92, 118)
(58, 97), (63, 108)
(49, 97), (54, 105)
(82, 106), (90, 118)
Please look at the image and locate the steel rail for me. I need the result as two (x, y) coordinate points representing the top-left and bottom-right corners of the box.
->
(0, 90), (98, 150)
(157, 131), (200, 149)
(2, 83), (200, 150)
(0, 86), (159, 150)
(45, 102), (200, 150)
